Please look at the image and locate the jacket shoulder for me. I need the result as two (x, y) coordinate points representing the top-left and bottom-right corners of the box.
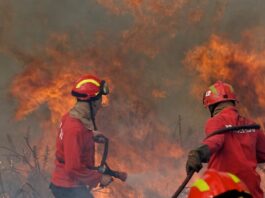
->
(62, 114), (87, 133)
(205, 115), (226, 134)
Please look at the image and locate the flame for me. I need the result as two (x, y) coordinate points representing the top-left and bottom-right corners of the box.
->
(6, 1), (234, 197)
(11, 65), (80, 123)
(102, 95), (110, 107)
(184, 32), (265, 126)
(10, 34), (185, 197)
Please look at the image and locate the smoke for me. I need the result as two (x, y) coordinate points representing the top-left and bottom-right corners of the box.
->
(1, 0), (265, 197)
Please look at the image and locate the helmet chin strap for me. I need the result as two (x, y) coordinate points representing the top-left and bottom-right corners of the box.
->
(209, 103), (218, 117)
(89, 100), (98, 131)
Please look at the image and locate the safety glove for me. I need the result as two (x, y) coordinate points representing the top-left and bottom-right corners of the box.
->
(186, 145), (211, 175)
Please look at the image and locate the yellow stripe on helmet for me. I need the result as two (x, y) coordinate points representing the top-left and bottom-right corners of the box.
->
(76, 79), (100, 89)
(192, 179), (210, 192)
(227, 173), (240, 183)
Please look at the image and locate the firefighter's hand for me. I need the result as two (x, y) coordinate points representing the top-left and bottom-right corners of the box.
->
(186, 150), (202, 175)
(100, 174), (113, 188)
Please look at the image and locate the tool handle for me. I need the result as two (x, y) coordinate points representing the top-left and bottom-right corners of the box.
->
(172, 170), (195, 198)
(111, 170), (127, 182)
(104, 163), (127, 182)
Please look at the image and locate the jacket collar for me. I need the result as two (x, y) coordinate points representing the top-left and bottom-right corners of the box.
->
(213, 102), (237, 116)
(69, 101), (93, 130)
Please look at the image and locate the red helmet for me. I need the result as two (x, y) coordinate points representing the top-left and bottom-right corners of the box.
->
(188, 169), (252, 198)
(71, 74), (109, 101)
(203, 81), (237, 107)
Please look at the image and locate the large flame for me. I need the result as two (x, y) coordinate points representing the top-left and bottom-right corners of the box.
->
(6, 0), (250, 197)
(10, 34), (185, 197)
(184, 32), (265, 125)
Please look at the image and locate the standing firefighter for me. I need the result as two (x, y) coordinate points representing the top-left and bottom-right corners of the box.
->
(186, 81), (265, 198)
(50, 74), (113, 198)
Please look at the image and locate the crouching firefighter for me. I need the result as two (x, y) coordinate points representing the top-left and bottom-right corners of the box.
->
(50, 74), (127, 198)
(186, 81), (265, 198)
(188, 169), (252, 198)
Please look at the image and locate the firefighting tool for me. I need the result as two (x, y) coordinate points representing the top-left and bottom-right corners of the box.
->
(172, 124), (260, 198)
(90, 134), (127, 185)
(188, 169), (252, 198)
(71, 74), (109, 131)
(172, 170), (195, 198)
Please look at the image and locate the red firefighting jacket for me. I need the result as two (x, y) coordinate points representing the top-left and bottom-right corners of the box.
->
(51, 113), (102, 188)
(203, 106), (265, 198)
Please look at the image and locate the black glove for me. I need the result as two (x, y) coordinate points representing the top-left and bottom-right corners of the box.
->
(186, 145), (211, 175)
(186, 150), (202, 175)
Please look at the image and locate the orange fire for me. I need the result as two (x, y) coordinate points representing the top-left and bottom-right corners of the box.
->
(10, 37), (185, 197)
(102, 95), (110, 107)
(184, 33), (265, 126)
(11, 66), (79, 123)
(7, 1), (235, 197)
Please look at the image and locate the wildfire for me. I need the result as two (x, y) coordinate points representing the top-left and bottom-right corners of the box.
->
(184, 33), (265, 126)
(10, 36), (185, 197)
(11, 65), (80, 123)
(6, 1), (239, 197)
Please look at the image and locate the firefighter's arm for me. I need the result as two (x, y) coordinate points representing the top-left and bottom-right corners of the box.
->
(203, 118), (225, 154)
(186, 118), (224, 175)
(256, 130), (265, 163)
(64, 129), (102, 187)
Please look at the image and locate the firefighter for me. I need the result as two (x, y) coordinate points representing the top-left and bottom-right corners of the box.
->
(186, 81), (265, 198)
(50, 74), (113, 198)
(188, 169), (252, 198)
